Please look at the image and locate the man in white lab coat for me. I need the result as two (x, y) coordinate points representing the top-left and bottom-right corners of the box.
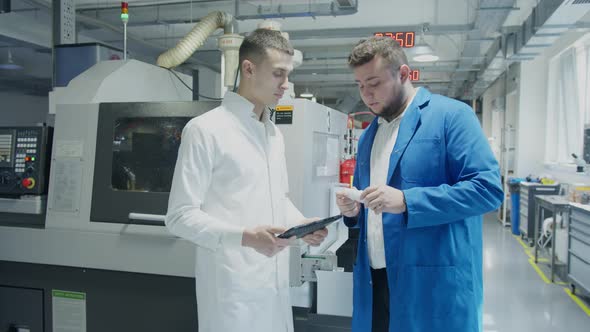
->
(166, 29), (328, 332)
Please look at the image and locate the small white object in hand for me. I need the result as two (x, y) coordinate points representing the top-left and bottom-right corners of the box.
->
(338, 187), (364, 203)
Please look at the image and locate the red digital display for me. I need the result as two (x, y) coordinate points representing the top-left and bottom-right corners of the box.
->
(374, 32), (415, 48)
(409, 70), (420, 81)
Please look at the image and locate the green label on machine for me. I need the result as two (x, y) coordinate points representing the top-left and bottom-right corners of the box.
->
(52, 290), (86, 300)
(52, 289), (87, 332)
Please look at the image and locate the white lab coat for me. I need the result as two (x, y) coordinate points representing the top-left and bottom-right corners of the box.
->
(166, 91), (304, 332)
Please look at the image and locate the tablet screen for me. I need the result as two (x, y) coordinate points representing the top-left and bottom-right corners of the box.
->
(277, 215), (342, 239)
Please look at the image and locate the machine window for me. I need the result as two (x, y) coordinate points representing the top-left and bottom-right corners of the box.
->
(111, 117), (190, 193)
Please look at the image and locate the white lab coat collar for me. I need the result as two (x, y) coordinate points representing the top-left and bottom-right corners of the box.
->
(223, 91), (272, 124)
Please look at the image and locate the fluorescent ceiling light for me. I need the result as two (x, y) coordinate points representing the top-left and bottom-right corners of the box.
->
(411, 25), (439, 63)
(0, 50), (23, 70)
(412, 41), (439, 62)
(413, 52), (439, 62)
(0, 63), (23, 70)
(300, 88), (313, 98)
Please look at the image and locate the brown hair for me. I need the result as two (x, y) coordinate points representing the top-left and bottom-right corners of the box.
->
(348, 36), (408, 71)
(239, 29), (294, 66)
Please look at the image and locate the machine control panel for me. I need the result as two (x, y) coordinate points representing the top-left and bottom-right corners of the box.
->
(0, 126), (53, 196)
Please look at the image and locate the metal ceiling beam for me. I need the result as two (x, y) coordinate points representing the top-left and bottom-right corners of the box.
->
(288, 24), (476, 40)
(74, 0), (358, 26)
(479, 6), (520, 11)
(0, 12), (51, 48)
(76, 0), (230, 11)
(460, 0), (590, 99)
(0, 33), (50, 50)
(295, 65), (479, 75)
(91, 22), (477, 41)
(291, 80), (453, 87)
(449, 0), (517, 98)
(74, 1), (234, 27)
(22, 0), (220, 72)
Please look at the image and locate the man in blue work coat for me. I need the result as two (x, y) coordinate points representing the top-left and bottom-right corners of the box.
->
(336, 37), (503, 332)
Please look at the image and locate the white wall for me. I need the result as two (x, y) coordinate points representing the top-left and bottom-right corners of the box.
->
(482, 75), (506, 164)
(481, 63), (521, 177)
(544, 164), (590, 186)
(482, 63), (520, 137)
(515, 56), (547, 177)
(515, 30), (589, 182)
(0, 92), (49, 126)
(482, 91), (494, 138)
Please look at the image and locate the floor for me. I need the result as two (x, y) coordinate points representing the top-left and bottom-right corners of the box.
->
(482, 213), (590, 331)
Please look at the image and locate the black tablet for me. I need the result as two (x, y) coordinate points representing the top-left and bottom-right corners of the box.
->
(277, 215), (342, 239)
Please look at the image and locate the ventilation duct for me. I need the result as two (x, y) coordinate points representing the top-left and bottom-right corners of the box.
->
(466, 0), (590, 98)
(507, 0), (590, 61)
(334, 0), (357, 9)
(234, 0), (357, 20)
(156, 11), (234, 69)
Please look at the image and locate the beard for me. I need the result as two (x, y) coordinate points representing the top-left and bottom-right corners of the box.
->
(369, 92), (405, 122)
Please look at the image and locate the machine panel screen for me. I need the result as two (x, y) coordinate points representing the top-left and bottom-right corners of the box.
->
(0, 133), (13, 167)
(111, 117), (190, 193)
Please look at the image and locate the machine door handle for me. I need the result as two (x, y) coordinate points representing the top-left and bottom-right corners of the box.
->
(128, 212), (166, 222)
(9, 324), (31, 332)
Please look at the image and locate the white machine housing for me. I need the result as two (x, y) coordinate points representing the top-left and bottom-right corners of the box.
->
(49, 59), (194, 114)
(276, 97), (352, 313)
(0, 60), (352, 314)
(278, 98), (349, 255)
(0, 60), (199, 278)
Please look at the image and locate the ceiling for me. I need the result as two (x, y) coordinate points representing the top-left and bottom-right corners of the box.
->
(1, 0), (589, 112)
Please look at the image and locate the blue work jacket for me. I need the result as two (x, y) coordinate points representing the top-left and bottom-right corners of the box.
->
(345, 88), (503, 332)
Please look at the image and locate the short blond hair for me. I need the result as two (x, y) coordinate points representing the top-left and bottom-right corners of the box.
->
(239, 29), (294, 66)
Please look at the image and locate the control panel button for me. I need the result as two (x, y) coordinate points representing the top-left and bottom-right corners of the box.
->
(21, 177), (35, 189)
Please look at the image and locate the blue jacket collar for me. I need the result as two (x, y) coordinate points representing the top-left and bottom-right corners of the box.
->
(358, 88), (432, 187)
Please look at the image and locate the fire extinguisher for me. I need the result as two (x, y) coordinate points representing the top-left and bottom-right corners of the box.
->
(340, 158), (356, 187)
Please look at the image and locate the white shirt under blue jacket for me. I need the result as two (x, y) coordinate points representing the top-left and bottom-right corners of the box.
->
(166, 91), (304, 332)
(343, 88), (503, 332)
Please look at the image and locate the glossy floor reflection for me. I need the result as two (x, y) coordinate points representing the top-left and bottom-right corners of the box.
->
(483, 213), (590, 332)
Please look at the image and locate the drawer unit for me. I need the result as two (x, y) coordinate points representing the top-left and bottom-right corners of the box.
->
(571, 209), (590, 228)
(569, 253), (590, 295)
(518, 183), (560, 240)
(568, 205), (590, 296)
(570, 233), (590, 261)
